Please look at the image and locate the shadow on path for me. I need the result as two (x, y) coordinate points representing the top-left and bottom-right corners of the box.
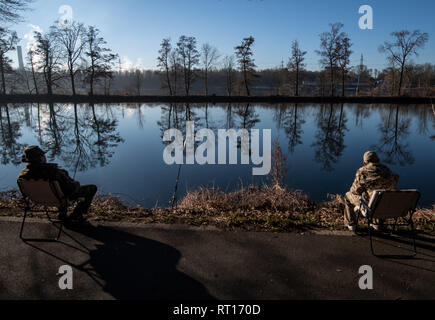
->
(27, 222), (215, 300)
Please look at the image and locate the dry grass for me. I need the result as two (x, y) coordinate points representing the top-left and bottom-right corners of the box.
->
(414, 205), (435, 233)
(1, 187), (434, 233)
(174, 185), (318, 232)
(178, 185), (313, 216)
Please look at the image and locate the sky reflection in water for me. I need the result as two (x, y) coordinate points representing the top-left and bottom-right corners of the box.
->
(0, 103), (434, 207)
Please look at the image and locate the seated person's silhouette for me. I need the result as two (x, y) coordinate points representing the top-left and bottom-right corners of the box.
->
(18, 146), (97, 222)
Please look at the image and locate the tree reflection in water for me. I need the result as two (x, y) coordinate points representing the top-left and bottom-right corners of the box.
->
(372, 105), (414, 166)
(89, 103), (124, 168)
(158, 103), (201, 142)
(2, 103), (432, 199)
(354, 104), (370, 129)
(40, 103), (67, 160)
(275, 103), (306, 154)
(311, 103), (348, 171)
(0, 104), (26, 165)
(1, 103), (123, 175)
(235, 103), (260, 130)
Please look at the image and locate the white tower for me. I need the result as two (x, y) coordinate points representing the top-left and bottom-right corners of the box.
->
(17, 46), (25, 70)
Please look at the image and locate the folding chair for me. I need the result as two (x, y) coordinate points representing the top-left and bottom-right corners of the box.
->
(17, 178), (69, 242)
(355, 190), (421, 256)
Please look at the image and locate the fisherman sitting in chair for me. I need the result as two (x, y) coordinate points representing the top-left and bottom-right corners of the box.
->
(344, 151), (399, 232)
(18, 146), (97, 223)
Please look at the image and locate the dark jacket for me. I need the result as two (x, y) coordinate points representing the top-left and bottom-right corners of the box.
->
(17, 163), (80, 197)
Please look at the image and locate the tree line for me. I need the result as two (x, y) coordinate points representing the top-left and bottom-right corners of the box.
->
(0, 1), (432, 97)
(154, 23), (430, 98)
(1, 21), (118, 96)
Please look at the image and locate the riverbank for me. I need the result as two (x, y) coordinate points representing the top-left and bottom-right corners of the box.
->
(1, 186), (434, 234)
(0, 94), (432, 104)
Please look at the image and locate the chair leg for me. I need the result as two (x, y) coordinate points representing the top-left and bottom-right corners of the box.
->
(45, 209), (64, 241)
(56, 219), (63, 241)
(368, 218), (376, 256)
(409, 219), (417, 256)
(20, 208), (63, 242)
(19, 207), (29, 240)
(368, 216), (417, 258)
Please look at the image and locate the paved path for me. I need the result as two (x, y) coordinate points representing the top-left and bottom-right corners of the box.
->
(1, 217), (434, 300)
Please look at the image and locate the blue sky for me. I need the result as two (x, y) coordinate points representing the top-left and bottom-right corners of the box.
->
(8, 0), (435, 71)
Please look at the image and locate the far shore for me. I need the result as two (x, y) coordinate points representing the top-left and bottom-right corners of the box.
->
(0, 94), (433, 105)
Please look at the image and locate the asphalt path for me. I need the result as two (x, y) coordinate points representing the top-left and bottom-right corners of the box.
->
(0, 217), (434, 300)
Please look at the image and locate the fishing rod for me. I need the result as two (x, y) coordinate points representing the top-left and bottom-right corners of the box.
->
(171, 139), (187, 209)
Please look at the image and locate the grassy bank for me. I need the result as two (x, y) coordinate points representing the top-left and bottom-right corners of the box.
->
(1, 186), (434, 234)
(1, 94), (432, 105)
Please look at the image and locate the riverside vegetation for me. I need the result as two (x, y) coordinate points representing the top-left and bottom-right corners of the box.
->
(1, 143), (434, 234)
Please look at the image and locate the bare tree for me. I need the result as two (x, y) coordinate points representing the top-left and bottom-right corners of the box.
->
(201, 43), (219, 95)
(169, 50), (180, 95)
(177, 35), (200, 96)
(84, 26), (117, 96)
(235, 36), (257, 96)
(288, 40), (307, 96)
(379, 30), (429, 96)
(0, 27), (18, 94)
(54, 21), (86, 95)
(316, 23), (345, 97)
(33, 28), (62, 95)
(27, 48), (39, 94)
(337, 36), (353, 97)
(0, 0), (32, 24)
(223, 55), (236, 96)
(157, 38), (173, 96)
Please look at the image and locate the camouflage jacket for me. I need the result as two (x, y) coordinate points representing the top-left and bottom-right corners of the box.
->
(348, 162), (399, 203)
(17, 163), (80, 197)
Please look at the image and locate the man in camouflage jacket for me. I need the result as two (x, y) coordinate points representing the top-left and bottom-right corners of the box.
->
(17, 146), (97, 222)
(344, 151), (399, 231)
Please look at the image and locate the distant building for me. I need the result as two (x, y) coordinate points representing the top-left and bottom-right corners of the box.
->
(17, 46), (24, 70)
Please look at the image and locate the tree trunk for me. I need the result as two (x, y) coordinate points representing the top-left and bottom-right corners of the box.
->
(342, 69), (345, 97)
(0, 56), (6, 95)
(31, 60), (39, 95)
(295, 65), (299, 97)
(70, 69), (76, 96)
(398, 64), (405, 96)
(46, 68), (53, 96)
(185, 68), (189, 96)
(89, 60), (95, 96)
(166, 66), (172, 96)
(204, 68), (208, 96)
(330, 62), (334, 97)
(244, 67), (250, 96)
(173, 67), (177, 96)
(90, 73), (94, 96)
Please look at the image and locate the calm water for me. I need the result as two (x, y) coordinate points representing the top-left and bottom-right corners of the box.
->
(1, 103), (434, 207)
